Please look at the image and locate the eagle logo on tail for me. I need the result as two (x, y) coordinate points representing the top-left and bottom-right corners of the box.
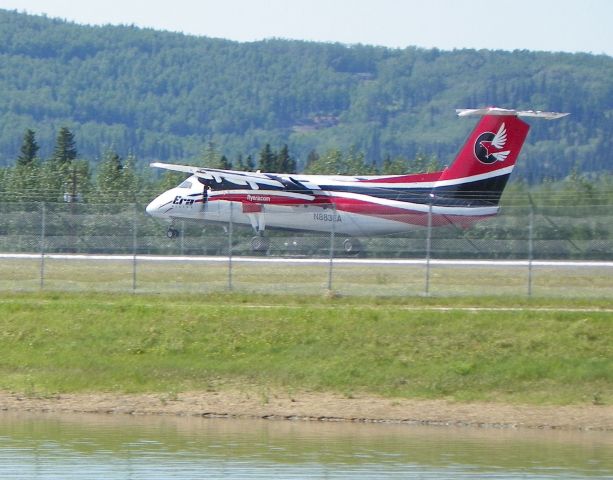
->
(474, 123), (511, 164)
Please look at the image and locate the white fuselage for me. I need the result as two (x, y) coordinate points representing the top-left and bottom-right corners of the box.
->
(145, 175), (498, 236)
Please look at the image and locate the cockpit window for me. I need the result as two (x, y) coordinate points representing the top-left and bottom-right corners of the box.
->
(178, 181), (192, 189)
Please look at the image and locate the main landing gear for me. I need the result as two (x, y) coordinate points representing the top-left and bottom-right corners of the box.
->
(166, 227), (180, 239)
(250, 234), (270, 253)
(342, 237), (362, 255)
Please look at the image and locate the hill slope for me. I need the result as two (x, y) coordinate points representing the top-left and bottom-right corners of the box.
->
(0, 9), (612, 180)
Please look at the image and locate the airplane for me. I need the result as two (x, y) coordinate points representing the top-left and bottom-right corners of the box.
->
(146, 107), (568, 253)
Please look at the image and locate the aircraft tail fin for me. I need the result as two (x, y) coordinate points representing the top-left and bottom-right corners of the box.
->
(433, 108), (568, 204)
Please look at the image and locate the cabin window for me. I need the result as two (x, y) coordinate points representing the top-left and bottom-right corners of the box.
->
(178, 181), (192, 189)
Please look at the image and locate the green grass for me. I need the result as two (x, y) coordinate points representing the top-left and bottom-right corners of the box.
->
(1, 258), (612, 298)
(0, 292), (611, 405)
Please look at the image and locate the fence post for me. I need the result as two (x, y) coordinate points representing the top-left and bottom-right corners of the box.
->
(228, 202), (233, 291)
(527, 204), (534, 297)
(132, 203), (138, 292)
(180, 219), (185, 255)
(327, 204), (336, 293)
(39, 202), (46, 290)
(424, 200), (433, 296)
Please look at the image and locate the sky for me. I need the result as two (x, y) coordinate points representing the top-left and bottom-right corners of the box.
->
(0, 0), (612, 56)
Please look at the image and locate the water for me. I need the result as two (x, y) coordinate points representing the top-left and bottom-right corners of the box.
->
(0, 412), (611, 479)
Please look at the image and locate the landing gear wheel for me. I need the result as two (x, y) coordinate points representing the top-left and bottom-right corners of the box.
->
(166, 228), (179, 239)
(250, 235), (270, 253)
(342, 237), (362, 255)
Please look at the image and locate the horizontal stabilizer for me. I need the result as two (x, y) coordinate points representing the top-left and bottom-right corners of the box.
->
(456, 107), (569, 120)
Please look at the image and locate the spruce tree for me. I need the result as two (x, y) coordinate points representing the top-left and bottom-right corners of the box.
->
(245, 154), (255, 171)
(258, 144), (276, 172)
(52, 127), (78, 165)
(95, 149), (124, 203)
(219, 155), (232, 169)
(9, 128), (41, 201)
(276, 144), (296, 173)
(17, 129), (39, 167)
(235, 154), (246, 170)
(39, 127), (79, 202)
(202, 141), (220, 167)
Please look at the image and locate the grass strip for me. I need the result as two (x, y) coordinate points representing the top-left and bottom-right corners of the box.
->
(0, 292), (611, 405)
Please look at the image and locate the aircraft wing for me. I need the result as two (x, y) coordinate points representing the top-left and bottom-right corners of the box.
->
(150, 162), (321, 195)
(150, 162), (290, 189)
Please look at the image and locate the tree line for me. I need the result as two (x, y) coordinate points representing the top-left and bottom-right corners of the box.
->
(0, 127), (440, 204)
(0, 127), (610, 209)
(1, 9), (612, 182)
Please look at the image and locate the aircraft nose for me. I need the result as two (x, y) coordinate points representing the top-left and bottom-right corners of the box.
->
(146, 198), (161, 217)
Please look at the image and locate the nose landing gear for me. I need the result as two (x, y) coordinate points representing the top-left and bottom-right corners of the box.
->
(166, 227), (180, 239)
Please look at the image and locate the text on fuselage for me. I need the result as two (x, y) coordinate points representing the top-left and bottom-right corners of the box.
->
(173, 196), (195, 206)
(313, 212), (341, 222)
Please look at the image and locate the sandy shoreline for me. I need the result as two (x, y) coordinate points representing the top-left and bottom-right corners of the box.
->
(1, 389), (611, 431)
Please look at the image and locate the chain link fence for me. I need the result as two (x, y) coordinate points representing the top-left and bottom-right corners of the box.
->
(0, 202), (611, 298)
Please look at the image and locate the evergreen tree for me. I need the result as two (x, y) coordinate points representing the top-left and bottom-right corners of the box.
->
(245, 154), (255, 171)
(0, 168), (8, 201)
(121, 153), (140, 200)
(344, 146), (374, 175)
(95, 149), (125, 203)
(16, 129), (39, 167)
(258, 144), (276, 172)
(4, 164), (40, 201)
(235, 154), (246, 170)
(39, 127), (80, 202)
(66, 160), (92, 202)
(219, 155), (232, 169)
(52, 127), (78, 166)
(276, 144), (296, 173)
(201, 141), (221, 167)
(305, 149), (320, 170)
(381, 154), (407, 175)
(304, 148), (343, 174)
(6, 128), (41, 201)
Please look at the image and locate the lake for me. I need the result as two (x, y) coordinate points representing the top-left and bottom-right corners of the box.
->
(0, 412), (611, 479)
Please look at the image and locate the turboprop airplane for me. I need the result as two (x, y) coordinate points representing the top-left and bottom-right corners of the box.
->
(146, 107), (568, 253)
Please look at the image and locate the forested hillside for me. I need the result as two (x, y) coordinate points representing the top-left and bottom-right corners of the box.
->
(0, 9), (612, 181)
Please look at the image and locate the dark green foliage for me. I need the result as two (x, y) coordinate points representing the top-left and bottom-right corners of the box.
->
(257, 144), (296, 173)
(94, 149), (139, 203)
(219, 155), (232, 170)
(276, 144), (296, 174)
(258, 144), (276, 172)
(304, 147), (376, 175)
(16, 129), (39, 167)
(51, 127), (77, 166)
(0, 10), (611, 180)
(245, 155), (255, 171)
(37, 126), (83, 202)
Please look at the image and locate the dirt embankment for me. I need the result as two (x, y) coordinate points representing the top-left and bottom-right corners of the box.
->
(1, 390), (611, 431)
